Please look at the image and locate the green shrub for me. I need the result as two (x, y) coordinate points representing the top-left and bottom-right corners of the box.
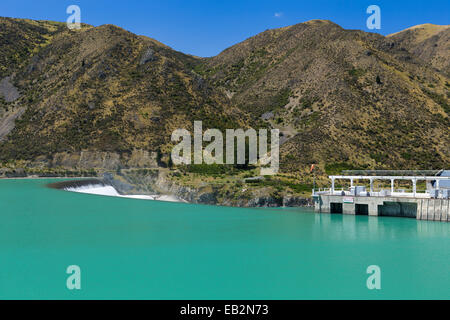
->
(325, 162), (357, 175)
(348, 68), (366, 78)
(272, 88), (292, 109)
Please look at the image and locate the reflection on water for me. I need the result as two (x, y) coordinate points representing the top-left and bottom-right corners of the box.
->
(313, 213), (449, 241)
(416, 218), (450, 237)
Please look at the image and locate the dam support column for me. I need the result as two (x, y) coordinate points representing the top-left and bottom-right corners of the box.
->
(343, 203), (355, 215)
(315, 195), (331, 213)
(429, 199), (435, 221)
(442, 200), (449, 222)
(435, 200), (442, 221)
(416, 199), (450, 222)
(321, 196), (331, 213)
(423, 199), (429, 220)
(417, 200), (423, 220)
(368, 202), (378, 216)
(314, 197), (321, 213)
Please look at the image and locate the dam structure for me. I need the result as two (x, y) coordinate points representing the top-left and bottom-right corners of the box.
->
(313, 170), (450, 222)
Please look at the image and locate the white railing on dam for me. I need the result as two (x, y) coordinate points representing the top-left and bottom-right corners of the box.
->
(313, 174), (450, 200)
(313, 188), (442, 199)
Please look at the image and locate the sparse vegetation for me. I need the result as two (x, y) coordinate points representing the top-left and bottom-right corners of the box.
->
(0, 17), (448, 195)
(422, 88), (449, 114)
(349, 68), (366, 78)
(325, 162), (357, 175)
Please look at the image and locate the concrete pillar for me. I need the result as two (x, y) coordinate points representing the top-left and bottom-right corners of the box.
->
(412, 179), (417, 196)
(447, 200), (450, 222)
(343, 203), (355, 215)
(436, 200), (443, 221)
(319, 195), (330, 213)
(370, 178), (374, 193)
(429, 200), (435, 221)
(442, 200), (449, 222)
(448, 200), (450, 222)
(368, 202), (378, 216)
(331, 178), (335, 194)
(391, 179), (395, 194)
(416, 200), (422, 220)
(423, 199), (429, 220)
(314, 198), (321, 213)
(350, 178), (354, 188)
(436, 180), (440, 190)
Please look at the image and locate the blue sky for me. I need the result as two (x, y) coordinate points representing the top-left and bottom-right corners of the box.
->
(1, 0), (448, 57)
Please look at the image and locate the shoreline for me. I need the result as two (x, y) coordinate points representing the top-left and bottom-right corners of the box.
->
(1, 174), (314, 208)
(0, 176), (93, 180)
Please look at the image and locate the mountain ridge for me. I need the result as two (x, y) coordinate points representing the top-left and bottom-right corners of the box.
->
(0, 17), (448, 174)
(387, 23), (450, 75)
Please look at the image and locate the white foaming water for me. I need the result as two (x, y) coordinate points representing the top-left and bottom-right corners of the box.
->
(65, 185), (120, 196)
(64, 184), (182, 202)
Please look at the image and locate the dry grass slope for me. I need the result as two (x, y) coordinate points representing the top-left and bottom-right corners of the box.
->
(0, 18), (448, 174)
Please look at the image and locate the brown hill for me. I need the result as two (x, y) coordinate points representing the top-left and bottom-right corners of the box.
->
(388, 24), (450, 75)
(0, 17), (247, 162)
(200, 20), (449, 170)
(0, 18), (448, 173)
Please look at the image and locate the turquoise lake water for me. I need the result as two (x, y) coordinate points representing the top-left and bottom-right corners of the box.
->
(0, 179), (449, 300)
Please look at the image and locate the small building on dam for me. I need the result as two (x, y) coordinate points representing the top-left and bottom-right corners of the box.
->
(313, 170), (450, 222)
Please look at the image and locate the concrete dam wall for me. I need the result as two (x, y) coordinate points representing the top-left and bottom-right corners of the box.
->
(315, 195), (449, 222)
(417, 199), (450, 222)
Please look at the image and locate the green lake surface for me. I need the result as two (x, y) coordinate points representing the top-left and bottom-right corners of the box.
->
(0, 179), (449, 300)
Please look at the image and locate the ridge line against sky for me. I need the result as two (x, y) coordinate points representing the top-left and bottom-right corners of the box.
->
(1, 0), (449, 57)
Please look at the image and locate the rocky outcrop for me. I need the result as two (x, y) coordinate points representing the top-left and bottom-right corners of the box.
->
(0, 106), (25, 141)
(239, 193), (312, 208)
(246, 196), (283, 207)
(140, 47), (156, 65)
(103, 171), (160, 195)
(283, 197), (313, 207)
(126, 149), (158, 168)
(104, 170), (313, 208)
(0, 77), (20, 102)
(103, 172), (136, 194)
(48, 149), (158, 170)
